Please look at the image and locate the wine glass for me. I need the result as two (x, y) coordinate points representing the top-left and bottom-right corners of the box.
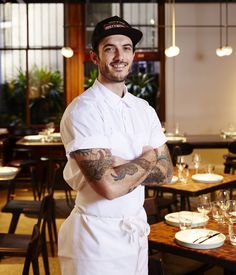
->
(176, 156), (187, 181)
(192, 153), (201, 174)
(224, 200), (236, 223)
(197, 194), (212, 228)
(46, 122), (55, 134)
(216, 189), (230, 223)
(176, 156), (186, 171)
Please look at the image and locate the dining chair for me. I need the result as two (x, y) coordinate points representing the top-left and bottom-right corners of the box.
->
(223, 141), (236, 174)
(1, 155), (74, 257)
(170, 142), (194, 166)
(144, 188), (178, 223)
(0, 194), (51, 275)
(6, 127), (39, 200)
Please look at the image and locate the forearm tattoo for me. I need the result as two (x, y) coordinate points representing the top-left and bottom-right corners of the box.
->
(111, 158), (150, 181)
(74, 149), (152, 184)
(142, 144), (173, 186)
(74, 148), (112, 181)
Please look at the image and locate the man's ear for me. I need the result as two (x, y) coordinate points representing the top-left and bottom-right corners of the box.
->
(90, 50), (99, 65)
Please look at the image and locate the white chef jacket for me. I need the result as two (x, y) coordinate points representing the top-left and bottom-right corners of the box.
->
(58, 79), (166, 275)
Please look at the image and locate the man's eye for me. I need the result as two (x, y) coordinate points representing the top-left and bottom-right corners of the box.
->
(124, 46), (132, 51)
(104, 47), (115, 52)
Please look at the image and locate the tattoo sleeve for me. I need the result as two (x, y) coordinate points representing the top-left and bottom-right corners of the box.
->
(141, 144), (173, 186)
(72, 148), (155, 199)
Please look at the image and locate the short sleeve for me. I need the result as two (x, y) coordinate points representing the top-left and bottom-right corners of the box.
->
(60, 98), (110, 156)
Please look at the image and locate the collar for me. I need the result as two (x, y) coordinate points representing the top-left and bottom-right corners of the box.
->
(94, 79), (136, 109)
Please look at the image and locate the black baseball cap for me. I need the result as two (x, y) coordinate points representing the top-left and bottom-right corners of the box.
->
(91, 15), (143, 50)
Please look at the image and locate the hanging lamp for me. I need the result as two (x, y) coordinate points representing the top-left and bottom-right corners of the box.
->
(61, 6), (73, 58)
(223, 0), (233, 56)
(216, 1), (233, 57)
(165, 0), (180, 58)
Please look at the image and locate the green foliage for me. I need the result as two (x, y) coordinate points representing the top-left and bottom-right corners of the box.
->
(1, 66), (64, 126)
(84, 69), (98, 89)
(126, 73), (158, 107)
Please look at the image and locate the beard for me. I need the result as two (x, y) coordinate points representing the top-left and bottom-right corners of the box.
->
(99, 62), (132, 83)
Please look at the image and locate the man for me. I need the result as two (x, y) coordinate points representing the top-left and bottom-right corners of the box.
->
(58, 15), (173, 275)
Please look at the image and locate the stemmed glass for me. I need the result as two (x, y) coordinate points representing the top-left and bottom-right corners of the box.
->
(216, 189), (230, 224)
(225, 200), (236, 223)
(197, 194), (212, 228)
(176, 156), (187, 181)
(46, 122), (55, 135)
(192, 153), (201, 174)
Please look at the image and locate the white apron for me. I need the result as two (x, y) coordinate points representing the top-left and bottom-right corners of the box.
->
(58, 192), (150, 275)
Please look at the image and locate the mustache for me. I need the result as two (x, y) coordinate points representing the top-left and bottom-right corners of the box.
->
(110, 61), (128, 66)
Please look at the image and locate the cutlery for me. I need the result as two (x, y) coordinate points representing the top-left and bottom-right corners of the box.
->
(193, 231), (220, 244)
(194, 232), (221, 244)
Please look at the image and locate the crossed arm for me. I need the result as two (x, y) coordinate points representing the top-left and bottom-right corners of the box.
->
(72, 144), (173, 200)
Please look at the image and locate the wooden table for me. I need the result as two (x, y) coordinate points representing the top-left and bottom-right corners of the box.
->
(154, 170), (236, 210)
(16, 137), (63, 149)
(149, 219), (236, 274)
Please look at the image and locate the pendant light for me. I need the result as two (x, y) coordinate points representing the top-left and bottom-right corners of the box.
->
(223, 0), (233, 56)
(61, 5), (73, 58)
(216, 2), (224, 57)
(165, 0), (180, 58)
(216, 1), (233, 57)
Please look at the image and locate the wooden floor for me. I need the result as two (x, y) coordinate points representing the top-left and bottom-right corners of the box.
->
(0, 186), (225, 275)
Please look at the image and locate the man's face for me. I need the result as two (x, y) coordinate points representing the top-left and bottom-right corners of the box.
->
(95, 34), (135, 83)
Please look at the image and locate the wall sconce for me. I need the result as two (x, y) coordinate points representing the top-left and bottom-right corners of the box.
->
(216, 1), (233, 57)
(165, 0), (180, 58)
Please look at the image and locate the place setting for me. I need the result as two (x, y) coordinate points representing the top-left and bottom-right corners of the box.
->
(164, 191), (236, 250)
(190, 153), (224, 184)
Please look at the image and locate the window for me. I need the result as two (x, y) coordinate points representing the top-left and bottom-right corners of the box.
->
(0, 3), (64, 127)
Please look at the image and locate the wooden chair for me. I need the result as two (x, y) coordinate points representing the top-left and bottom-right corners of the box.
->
(223, 141), (236, 174)
(0, 194), (51, 275)
(7, 127), (39, 200)
(1, 155), (74, 257)
(171, 142), (193, 166)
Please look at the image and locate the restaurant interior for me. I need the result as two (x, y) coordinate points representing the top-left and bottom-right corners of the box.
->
(0, 0), (236, 274)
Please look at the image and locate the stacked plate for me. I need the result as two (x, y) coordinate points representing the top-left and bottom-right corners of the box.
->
(0, 166), (18, 177)
(165, 211), (209, 228)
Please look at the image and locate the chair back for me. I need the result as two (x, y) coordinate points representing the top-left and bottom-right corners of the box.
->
(171, 142), (193, 166)
(229, 141), (236, 154)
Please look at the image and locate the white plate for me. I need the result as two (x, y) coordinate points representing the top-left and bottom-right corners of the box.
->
(51, 133), (61, 138)
(0, 166), (19, 177)
(175, 228), (225, 249)
(165, 211), (209, 228)
(166, 136), (186, 142)
(24, 135), (43, 141)
(171, 176), (178, 184)
(192, 173), (223, 183)
(221, 131), (236, 137)
(51, 133), (61, 141)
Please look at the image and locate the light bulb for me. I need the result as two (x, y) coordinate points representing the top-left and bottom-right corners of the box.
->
(165, 45), (180, 57)
(61, 47), (74, 58)
(223, 46), (233, 56)
(216, 47), (225, 57)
